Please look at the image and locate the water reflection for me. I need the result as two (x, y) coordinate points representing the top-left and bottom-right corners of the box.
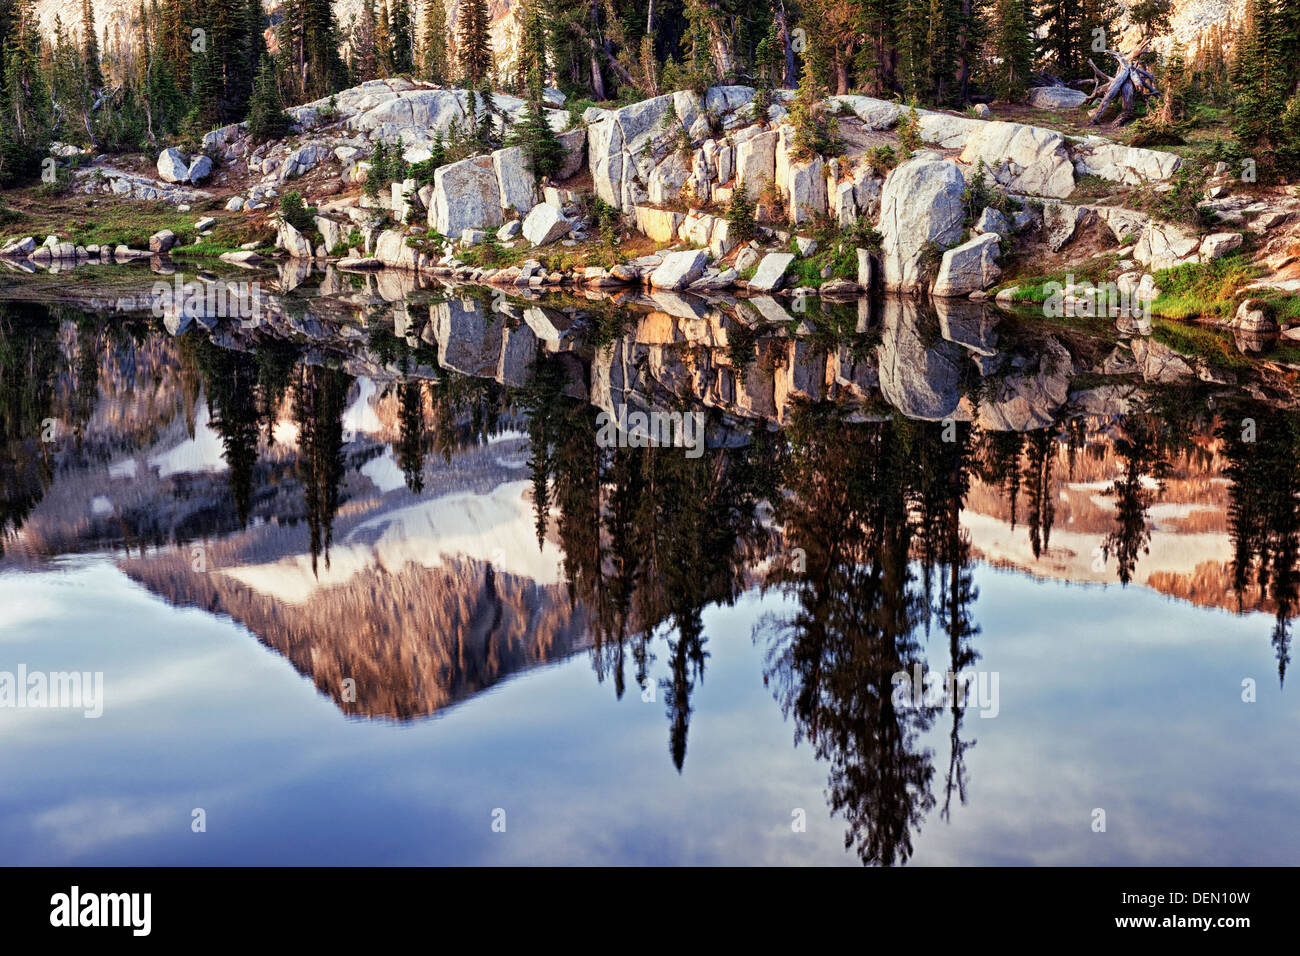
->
(2, 282), (1298, 864)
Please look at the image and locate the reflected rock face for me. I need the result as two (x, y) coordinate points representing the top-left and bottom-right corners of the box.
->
(876, 298), (964, 421)
(124, 550), (589, 721)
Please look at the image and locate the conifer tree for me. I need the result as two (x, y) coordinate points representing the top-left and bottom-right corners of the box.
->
(457, 0), (492, 85)
(420, 0), (448, 82)
(0, 0), (51, 184)
(507, 2), (562, 182)
(354, 0), (380, 81)
(989, 0), (1034, 101)
(391, 0), (415, 74)
(247, 52), (291, 141)
(377, 0), (394, 75)
(81, 0), (103, 90)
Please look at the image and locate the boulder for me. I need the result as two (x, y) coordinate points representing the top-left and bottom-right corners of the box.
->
(633, 206), (685, 243)
(748, 252), (796, 292)
(878, 158), (966, 292)
(492, 145), (537, 216)
(959, 121), (1075, 198)
(219, 250), (264, 266)
(857, 249), (874, 290)
(1027, 87), (1089, 109)
(556, 128), (586, 180)
(375, 229), (422, 270)
(428, 155), (503, 238)
(709, 219), (738, 260)
(187, 154), (213, 183)
(157, 148), (190, 183)
(497, 220), (521, 241)
(974, 207), (1010, 236)
(932, 233), (1001, 297)
(1200, 232), (1244, 260)
(314, 216), (343, 252)
(735, 129), (778, 200)
(735, 247), (761, 273)
(788, 156), (827, 223)
(1133, 221), (1200, 271)
(149, 229), (178, 254)
(276, 220), (314, 259)
(0, 236), (36, 257)
(648, 249), (708, 290)
(1232, 298), (1278, 334)
(648, 151), (692, 206)
(1073, 139), (1181, 186)
(522, 203), (571, 246)
(1043, 202), (1082, 252)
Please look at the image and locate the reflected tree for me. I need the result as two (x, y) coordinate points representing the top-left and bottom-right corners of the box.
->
(395, 379), (427, 493)
(1102, 413), (1170, 585)
(0, 303), (61, 557)
(761, 404), (968, 865)
(293, 364), (352, 576)
(1219, 406), (1300, 684)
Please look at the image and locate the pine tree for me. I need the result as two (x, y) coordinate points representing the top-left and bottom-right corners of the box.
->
(247, 52), (290, 141)
(158, 0), (191, 91)
(391, 0), (415, 74)
(81, 0), (103, 90)
(457, 0), (492, 85)
(376, 0), (394, 75)
(1233, 0), (1298, 179)
(354, 1), (380, 82)
(420, 0), (448, 82)
(989, 0), (1034, 101)
(0, 0), (52, 184)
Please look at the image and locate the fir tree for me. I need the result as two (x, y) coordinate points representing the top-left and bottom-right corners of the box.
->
(989, 0), (1034, 101)
(391, 0), (415, 74)
(457, 0), (492, 85)
(247, 52), (291, 141)
(81, 0), (103, 90)
(420, 0), (448, 82)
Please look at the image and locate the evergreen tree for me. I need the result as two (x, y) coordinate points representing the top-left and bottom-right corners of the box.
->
(391, 0), (415, 74)
(1233, 0), (1298, 179)
(81, 0), (103, 90)
(376, 0), (394, 75)
(457, 0), (492, 85)
(420, 0), (448, 82)
(0, 0), (51, 185)
(354, 1), (380, 81)
(247, 52), (291, 141)
(989, 0), (1033, 101)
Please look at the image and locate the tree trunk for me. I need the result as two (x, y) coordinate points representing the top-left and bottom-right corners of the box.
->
(776, 5), (796, 88)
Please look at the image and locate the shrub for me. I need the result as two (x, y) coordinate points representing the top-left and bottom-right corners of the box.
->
(897, 106), (922, 157)
(279, 191), (315, 234)
(726, 187), (757, 242)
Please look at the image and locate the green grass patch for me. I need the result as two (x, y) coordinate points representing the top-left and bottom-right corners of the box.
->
(1150, 254), (1260, 320)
